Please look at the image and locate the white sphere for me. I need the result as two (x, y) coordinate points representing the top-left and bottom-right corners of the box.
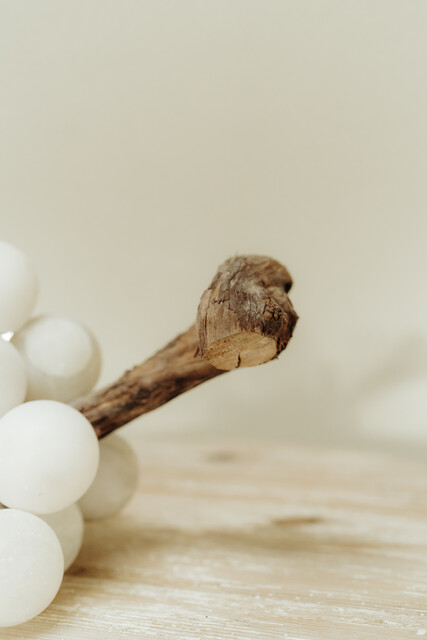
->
(0, 338), (27, 418)
(0, 400), (99, 514)
(41, 504), (84, 571)
(79, 434), (138, 520)
(0, 509), (64, 627)
(12, 314), (101, 403)
(0, 241), (38, 333)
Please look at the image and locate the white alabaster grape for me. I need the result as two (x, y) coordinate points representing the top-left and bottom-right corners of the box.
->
(12, 314), (101, 403)
(41, 504), (84, 571)
(0, 400), (99, 514)
(79, 434), (138, 520)
(0, 509), (64, 627)
(0, 338), (27, 418)
(0, 241), (38, 333)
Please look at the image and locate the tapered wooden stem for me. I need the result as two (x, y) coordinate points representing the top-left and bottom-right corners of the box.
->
(75, 255), (298, 438)
(75, 325), (223, 438)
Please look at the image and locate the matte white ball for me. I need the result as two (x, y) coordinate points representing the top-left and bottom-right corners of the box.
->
(12, 314), (101, 403)
(0, 400), (99, 514)
(0, 241), (38, 333)
(0, 509), (64, 627)
(41, 504), (84, 571)
(0, 338), (27, 418)
(79, 434), (138, 520)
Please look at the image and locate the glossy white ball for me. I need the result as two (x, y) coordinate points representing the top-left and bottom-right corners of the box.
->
(0, 338), (27, 418)
(0, 241), (38, 333)
(0, 509), (64, 627)
(12, 314), (101, 403)
(79, 434), (138, 520)
(0, 400), (99, 514)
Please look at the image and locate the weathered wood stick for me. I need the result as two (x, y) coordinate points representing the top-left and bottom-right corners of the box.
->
(197, 255), (297, 369)
(75, 326), (223, 439)
(75, 255), (298, 438)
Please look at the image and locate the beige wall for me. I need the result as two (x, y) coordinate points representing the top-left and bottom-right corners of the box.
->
(2, 1), (427, 452)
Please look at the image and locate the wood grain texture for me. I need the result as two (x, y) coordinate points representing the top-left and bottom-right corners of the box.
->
(9, 437), (427, 640)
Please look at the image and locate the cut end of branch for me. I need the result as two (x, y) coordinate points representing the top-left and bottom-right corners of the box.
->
(196, 255), (298, 371)
(76, 253), (298, 437)
(203, 331), (277, 370)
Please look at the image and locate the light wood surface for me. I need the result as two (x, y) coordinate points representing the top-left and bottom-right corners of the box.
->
(7, 437), (427, 640)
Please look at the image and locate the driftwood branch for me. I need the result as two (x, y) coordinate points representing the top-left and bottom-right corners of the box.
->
(75, 255), (298, 438)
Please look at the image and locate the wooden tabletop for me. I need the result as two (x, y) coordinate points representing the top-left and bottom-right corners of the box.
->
(9, 436), (427, 640)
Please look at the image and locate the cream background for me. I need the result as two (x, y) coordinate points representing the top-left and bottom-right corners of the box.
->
(1, 1), (426, 452)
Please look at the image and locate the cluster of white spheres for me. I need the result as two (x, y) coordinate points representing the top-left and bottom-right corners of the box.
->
(12, 314), (101, 403)
(0, 241), (101, 412)
(0, 241), (139, 628)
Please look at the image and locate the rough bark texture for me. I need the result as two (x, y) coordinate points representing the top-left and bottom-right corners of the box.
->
(197, 255), (298, 370)
(75, 325), (223, 439)
(75, 255), (298, 438)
